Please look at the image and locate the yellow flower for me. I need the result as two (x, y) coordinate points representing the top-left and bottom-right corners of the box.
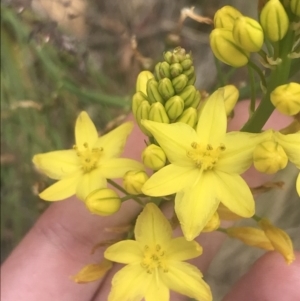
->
(142, 88), (263, 240)
(33, 111), (144, 201)
(104, 203), (212, 301)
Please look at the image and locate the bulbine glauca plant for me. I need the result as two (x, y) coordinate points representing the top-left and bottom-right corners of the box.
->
(33, 1), (299, 300)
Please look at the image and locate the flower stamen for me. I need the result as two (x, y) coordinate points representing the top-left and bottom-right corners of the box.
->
(141, 244), (168, 274)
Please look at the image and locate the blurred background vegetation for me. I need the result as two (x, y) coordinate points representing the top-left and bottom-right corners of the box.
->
(1, 0), (299, 299)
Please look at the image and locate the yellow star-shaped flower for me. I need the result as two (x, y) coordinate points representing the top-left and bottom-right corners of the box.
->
(104, 203), (212, 301)
(142, 88), (264, 240)
(33, 111), (143, 201)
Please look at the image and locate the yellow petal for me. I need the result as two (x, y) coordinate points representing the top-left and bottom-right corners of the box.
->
(135, 203), (172, 247)
(33, 150), (80, 180)
(142, 164), (199, 196)
(141, 120), (198, 166)
(274, 131), (300, 168)
(166, 237), (203, 261)
(39, 173), (81, 201)
(108, 264), (151, 301)
(145, 277), (169, 301)
(72, 259), (112, 283)
(296, 172), (300, 196)
(161, 261), (212, 301)
(94, 122), (134, 161)
(196, 88), (227, 145)
(100, 158), (144, 178)
(217, 203), (243, 221)
(75, 111), (98, 150)
(76, 168), (107, 201)
(217, 131), (264, 174)
(214, 171), (255, 217)
(175, 172), (220, 241)
(104, 240), (142, 264)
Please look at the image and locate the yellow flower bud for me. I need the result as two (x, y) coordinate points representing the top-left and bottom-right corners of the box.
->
(259, 218), (295, 264)
(123, 170), (149, 195)
(149, 102), (170, 124)
(202, 212), (220, 232)
(136, 71), (154, 95)
(165, 95), (185, 120)
(210, 28), (250, 67)
(158, 78), (175, 100)
(221, 85), (239, 115)
(270, 82), (300, 116)
(85, 188), (121, 216)
(227, 227), (275, 250)
(158, 61), (171, 79)
(146, 78), (164, 104)
(176, 107), (198, 128)
(132, 91), (148, 117)
(253, 140), (288, 174)
(187, 74), (196, 86)
(172, 74), (189, 93)
(181, 59), (193, 70)
(142, 144), (167, 170)
(232, 16), (264, 52)
(214, 5), (243, 29)
(178, 85), (197, 108)
(170, 63), (183, 78)
(136, 100), (151, 136)
(189, 90), (201, 109)
(260, 0), (289, 42)
(290, 0), (300, 16)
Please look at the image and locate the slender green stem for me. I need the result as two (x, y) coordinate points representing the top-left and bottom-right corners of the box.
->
(247, 64), (256, 115)
(217, 227), (228, 234)
(252, 214), (261, 222)
(214, 56), (226, 87)
(247, 60), (267, 90)
(107, 179), (145, 206)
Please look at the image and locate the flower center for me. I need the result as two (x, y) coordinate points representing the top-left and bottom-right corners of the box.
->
(74, 143), (103, 173)
(187, 142), (226, 170)
(141, 244), (168, 274)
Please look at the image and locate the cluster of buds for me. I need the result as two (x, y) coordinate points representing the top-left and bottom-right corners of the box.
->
(132, 47), (201, 135)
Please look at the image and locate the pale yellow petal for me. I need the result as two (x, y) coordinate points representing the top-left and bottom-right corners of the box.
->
(100, 158), (144, 178)
(94, 122), (134, 160)
(175, 172), (220, 241)
(108, 264), (151, 301)
(145, 277), (169, 301)
(274, 131), (300, 168)
(214, 171), (255, 217)
(296, 172), (300, 196)
(196, 88), (227, 145)
(33, 150), (80, 180)
(161, 261), (212, 301)
(75, 111), (98, 150)
(76, 169), (107, 201)
(135, 203), (172, 246)
(72, 259), (112, 283)
(141, 120), (198, 166)
(217, 131), (264, 174)
(104, 240), (142, 264)
(142, 164), (199, 196)
(39, 173), (81, 201)
(166, 237), (202, 261)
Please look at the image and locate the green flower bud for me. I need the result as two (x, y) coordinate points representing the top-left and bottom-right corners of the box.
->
(136, 71), (154, 95)
(181, 59), (193, 70)
(132, 91), (148, 117)
(210, 28), (250, 67)
(149, 102), (170, 123)
(172, 74), (189, 93)
(165, 95), (185, 119)
(222, 84), (239, 115)
(290, 0), (300, 16)
(183, 66), (195, 79)
(232, 16), (264, 52)
(270, 82), (300, 116)
(85, 188), (121, 216)
(170, 63), (183, 78)
(154, 62), (162, 81)
(173, 46), (187, 62)
(158, 78), (175, 100)
(214, 5), (243, 29)
(176, 107), (198, 128)
(190, 90), (201, 109)
(142, 144), (167, 170)
(178, 85), (197, 108)
(123, 170), (149, 195)
(136, 100), (151, 135)
(146, 78), (164, 104)
(163, 51), (174, 64)
(187, 74), (196, 86)
(253, 140), (288, 174)
(260, 0), (289, 42)
(158, 61), (171, 79)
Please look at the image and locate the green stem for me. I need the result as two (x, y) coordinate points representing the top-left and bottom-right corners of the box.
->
(252, 214), (261, 222)
(247, 64), (256, 115)
(217, 227), (228, 234)
(247, 60), (267, 90)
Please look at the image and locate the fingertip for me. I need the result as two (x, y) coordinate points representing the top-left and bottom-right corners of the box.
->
(223, 251), (300, 301)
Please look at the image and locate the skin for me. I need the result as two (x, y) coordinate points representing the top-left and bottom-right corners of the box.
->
(1, 102), (299, 301)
